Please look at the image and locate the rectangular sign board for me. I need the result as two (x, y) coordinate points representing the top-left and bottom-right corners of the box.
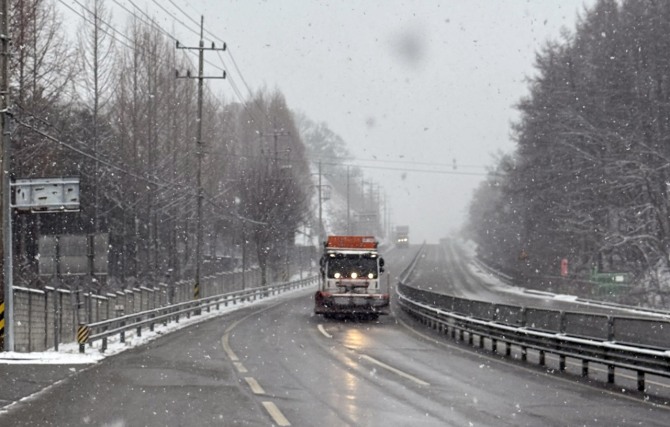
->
(12, 177), (80, 212)
(38, 233), (109, 276)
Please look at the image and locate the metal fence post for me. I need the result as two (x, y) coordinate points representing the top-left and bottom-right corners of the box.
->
(53, 289), (59, 351)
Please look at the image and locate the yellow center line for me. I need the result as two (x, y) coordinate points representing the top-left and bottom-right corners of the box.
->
(221, 334), (239, 362)
(233, 361), (248, 373)
(262, 401), (291, 426)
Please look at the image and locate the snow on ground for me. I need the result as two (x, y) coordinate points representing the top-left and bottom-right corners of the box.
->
(466, 258), (670, 318)
(0, 278), (316, 365)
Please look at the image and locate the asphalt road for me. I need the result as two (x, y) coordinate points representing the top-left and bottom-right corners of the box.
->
(1, 244), (669, 426)
(413, 240), (668, 317)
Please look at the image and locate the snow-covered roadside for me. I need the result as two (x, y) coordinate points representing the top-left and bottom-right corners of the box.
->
(466, 259), (670, 319)
(0, 280), (316, 365)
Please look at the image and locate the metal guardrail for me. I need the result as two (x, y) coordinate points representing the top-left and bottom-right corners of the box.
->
(397, 244), (426, 285)
(80, 275), (318, 353)
(396, 282), (670, 393)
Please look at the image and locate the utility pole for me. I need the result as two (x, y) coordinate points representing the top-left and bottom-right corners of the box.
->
(261, 129), (290, 168)
(0, 0), (12, 351)
(318, 160), (322, 244)
(176, 16), (226, 303)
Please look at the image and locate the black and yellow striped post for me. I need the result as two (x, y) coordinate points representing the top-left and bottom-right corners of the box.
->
(193, 282), (201, 316)
(0, 301), (4, 348)
(77, 324), (91, 354)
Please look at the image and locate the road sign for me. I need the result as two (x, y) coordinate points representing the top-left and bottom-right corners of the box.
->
(12, 177), (80, 212)
(77, 324), (91, 344)
(561, 258), (568, 277)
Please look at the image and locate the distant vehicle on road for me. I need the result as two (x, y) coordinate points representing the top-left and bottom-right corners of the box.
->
(394, 225), (410, 248)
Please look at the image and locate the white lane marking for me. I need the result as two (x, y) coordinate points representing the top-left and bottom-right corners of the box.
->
(221, 334), (239, 362)
(359, 354), (430, 387)
(262, 401), (291, 426)
(317, 324), (332, 339)
(244, 377), (266, 395)
(233, 361), (248, 373)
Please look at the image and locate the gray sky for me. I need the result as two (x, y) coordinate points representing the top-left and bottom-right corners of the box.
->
(63, 0), (595, 243)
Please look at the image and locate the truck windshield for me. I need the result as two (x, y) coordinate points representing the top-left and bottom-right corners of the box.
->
(327, 256), (378, 279)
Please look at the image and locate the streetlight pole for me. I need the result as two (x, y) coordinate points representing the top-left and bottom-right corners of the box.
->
(1, 0), (13, 352)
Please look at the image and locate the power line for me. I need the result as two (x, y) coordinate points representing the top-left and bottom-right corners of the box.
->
(156, 1), (262, 120)
(226, 47), (256, 99)
(15, 118), (171, 188)
(60, 0), (136, 52)
(166, 0), (202, 32)
(171, 0), (227, 47)
(14, 108), (205, 193)
(60, 0), (186, 72)
(150, 0), (199, 38)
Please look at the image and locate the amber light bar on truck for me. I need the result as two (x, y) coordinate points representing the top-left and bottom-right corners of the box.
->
(325, 235), (378, 249)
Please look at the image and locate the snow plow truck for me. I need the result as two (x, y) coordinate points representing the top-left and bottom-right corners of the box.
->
(315, 236), (389, 318)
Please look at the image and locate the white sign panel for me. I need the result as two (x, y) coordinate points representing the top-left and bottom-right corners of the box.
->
(13, 177), (80, 212)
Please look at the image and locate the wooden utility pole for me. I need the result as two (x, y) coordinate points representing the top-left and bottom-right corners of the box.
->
(176, 16), (226, 303)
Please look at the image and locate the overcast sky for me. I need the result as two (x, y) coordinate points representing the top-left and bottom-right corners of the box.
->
(62, 0), (595, 243)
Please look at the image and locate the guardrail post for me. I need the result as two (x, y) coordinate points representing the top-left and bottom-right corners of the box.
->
(581, 360), (589, 377)
(505, 342), (511, 356)
(137, 323), (142, 337)
(491, 338), (497, 353)
(559, 355), (566, 372)
(607, 365), (615, 384)
(637, 371), (645, 392)
(539, 350), (546, 366)
(607, 316), (615, 341)
(102, 337), (107, 353)
(468, 331), (473, 345)
(521, 346), (527, 361)
(559, 311), (566, 333)
(479, 335), (485, 349)
(120, 322), (125, 343)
